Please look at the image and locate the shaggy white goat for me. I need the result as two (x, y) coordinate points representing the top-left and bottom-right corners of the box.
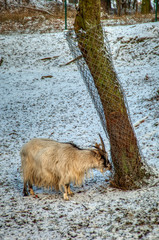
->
(20, 135), (111, 200)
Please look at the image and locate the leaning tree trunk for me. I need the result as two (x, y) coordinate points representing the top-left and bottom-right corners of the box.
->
(74, 0), (149, 189)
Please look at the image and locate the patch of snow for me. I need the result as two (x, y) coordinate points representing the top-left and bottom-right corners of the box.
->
(0, 22), (159, 239)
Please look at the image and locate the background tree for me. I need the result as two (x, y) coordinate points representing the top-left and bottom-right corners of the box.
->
(74, 0), (150, 189)
(116, 0), (122, 16)
(101, 0), (111, 13)
(141, 0), (152, 14)
(4, 0), (8, 9)
(133, 0), (138, 13)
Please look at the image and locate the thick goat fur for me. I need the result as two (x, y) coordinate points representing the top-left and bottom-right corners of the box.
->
(20, 138), (111, 200)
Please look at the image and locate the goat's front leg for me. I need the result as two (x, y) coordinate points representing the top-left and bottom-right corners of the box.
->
(63, 184), (69, 200)
(28, 181), (39, 198)
(63, 184), (74, 200)
(28, 181), (35, 195)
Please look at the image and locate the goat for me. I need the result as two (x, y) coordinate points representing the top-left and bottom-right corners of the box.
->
(20, 135), (111, 200)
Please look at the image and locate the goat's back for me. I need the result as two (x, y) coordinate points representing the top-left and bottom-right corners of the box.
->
(20, 138), (78, 189)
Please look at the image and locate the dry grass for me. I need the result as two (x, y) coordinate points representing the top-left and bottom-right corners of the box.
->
(0, 4), (76, 22)
(0, 6), (155, 34)
(0, 5), (77, 34)
(0, 9), (52, 23)
(101, 12), (156, 25)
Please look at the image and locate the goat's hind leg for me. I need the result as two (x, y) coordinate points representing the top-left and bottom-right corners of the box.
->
(23, 180), (37, 197)
(23, 181), (29, 196)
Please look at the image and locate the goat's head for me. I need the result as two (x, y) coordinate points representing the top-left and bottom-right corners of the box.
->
(93, 134), (112, 172)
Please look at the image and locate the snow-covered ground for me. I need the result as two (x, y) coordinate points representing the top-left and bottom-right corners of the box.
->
(105, 22), (159, 167)
(0, 22), (159, 239)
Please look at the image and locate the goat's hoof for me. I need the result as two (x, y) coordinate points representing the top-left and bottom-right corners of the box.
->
(29, 189), (35, 195)
(23, 192), (29, 196)
(69, 192), (74, 197)
(63, 193), (69, 201)
(33, 194), (39, 199)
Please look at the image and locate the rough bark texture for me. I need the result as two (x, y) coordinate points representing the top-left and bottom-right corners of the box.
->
(101, 0), (111, 13)
(74, 0), (149, 189)
(116, 0), (122, 16)
(141, 0), (151, 14)
(4, 0), (8, 9)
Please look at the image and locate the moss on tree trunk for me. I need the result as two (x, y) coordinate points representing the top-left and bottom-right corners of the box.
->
(74, 0), (149, 189)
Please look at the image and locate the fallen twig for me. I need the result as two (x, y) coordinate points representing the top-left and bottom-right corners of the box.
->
(60, 55), (82, 67)
(0, 57), (4, 66)
(40, 56), (59, 61)
(41, 75), (53, 79)
(134, 116), (148, 128)
(41, 57), (52, 61)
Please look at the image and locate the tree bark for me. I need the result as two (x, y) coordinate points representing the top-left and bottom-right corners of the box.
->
(101, 0), (111, 13)
(4, 0), (8, 10)
(116, 0), (122, 16)
(133, 0), (138, 13)
(74, 0), (149, 189)
(141, 0), (151, 14)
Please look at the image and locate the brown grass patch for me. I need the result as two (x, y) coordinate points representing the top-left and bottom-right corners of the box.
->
(0, 6), (154, 34)
(0, 8), (52, 23)
(101, 12), (155, 25)
(0, 5), (76, 34)
(0, 4), (76, 22)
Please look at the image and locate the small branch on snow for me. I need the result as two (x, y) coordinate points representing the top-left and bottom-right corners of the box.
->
(41, 57), (52, 61)
(82, 204), (89, 210)
(59, 55), (83, 67)
(40, 56), (59, 61)
(0, 57), (4, 66)
(41, 75), (53, 79)
(134, 116), (148, 128)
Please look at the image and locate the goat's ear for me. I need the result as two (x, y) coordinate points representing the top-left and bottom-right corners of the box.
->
(93, 144), (106, 157)
(91, 149), (100, 157)
(94, 143), (102, 150)
(95, 143), (100, 149)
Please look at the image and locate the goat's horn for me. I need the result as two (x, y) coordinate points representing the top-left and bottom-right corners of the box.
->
(95, 143), (100, 149)
(99, 134), (106, 152)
